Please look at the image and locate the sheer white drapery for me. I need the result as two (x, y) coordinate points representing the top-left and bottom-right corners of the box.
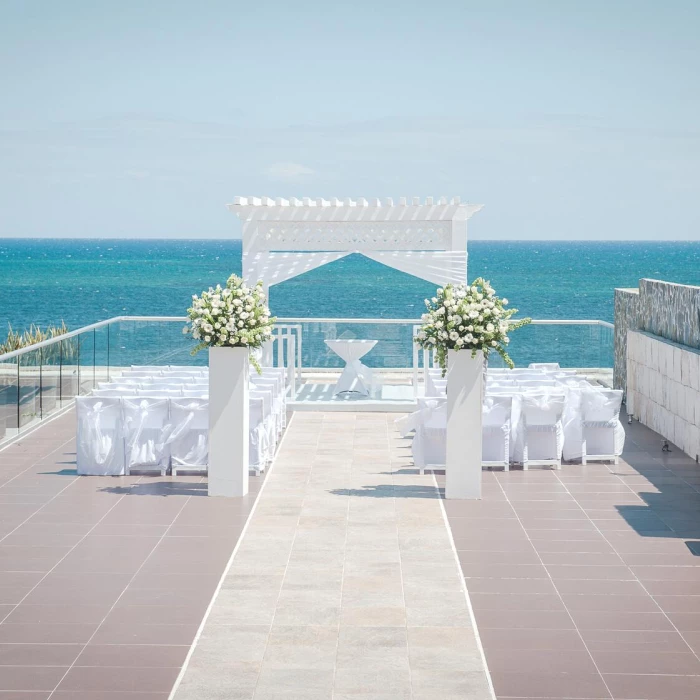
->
(361, 251), (467, 287)
(242, 251), (351, 287)
(243, 250), (468, 288)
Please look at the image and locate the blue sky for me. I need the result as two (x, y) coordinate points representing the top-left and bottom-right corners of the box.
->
(1, 0), (699, 240)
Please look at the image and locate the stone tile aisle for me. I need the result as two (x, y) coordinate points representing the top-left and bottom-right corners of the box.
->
(172, 412), (493, 700)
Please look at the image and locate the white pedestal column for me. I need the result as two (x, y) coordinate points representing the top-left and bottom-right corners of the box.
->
(446, 349), (483, 499)
(209, 347), (249, 497)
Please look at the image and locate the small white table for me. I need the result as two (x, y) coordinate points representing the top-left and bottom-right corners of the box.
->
(324, 339), (377, 396)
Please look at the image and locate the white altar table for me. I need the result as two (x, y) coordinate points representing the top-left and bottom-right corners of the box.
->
(324, 339), (377, 396)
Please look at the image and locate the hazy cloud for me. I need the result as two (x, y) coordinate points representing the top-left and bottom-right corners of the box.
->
(264, 161), (315, 181)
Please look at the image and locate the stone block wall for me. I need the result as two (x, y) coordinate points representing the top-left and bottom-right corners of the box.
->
(613, 288), (639, 393)
(615, 279), (700, 393)
(639, 279), (700, 349)
(627, 330), (700, 461)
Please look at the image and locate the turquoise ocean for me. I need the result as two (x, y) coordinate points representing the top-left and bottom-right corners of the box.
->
(1, 239), (699, 368)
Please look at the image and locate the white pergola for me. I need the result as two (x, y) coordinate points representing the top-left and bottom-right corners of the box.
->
(227, 196), (483, 290)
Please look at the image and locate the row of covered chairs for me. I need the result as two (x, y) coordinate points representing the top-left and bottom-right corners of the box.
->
(76, 365), (286, 476)
(403, 363), (625, 471)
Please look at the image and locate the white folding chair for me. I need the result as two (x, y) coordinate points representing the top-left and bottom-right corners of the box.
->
(249, 396), (270, 475)
(517, 379), (559, 389)
(76, 397), (125, 475)
(250, 386), (276, 462)
(412, 397), (447, 474)
(137, 388), (182, 398)
(251, 376), (284, 438)
(581, 389), (625, 464)
(99, 379), (140, 388)
(521, 393), (567, 470)
(169, 398), (209, 475)
(122, 397), (171, 475)
(483, 395), (512, 470)
(181, 389), (208, 398)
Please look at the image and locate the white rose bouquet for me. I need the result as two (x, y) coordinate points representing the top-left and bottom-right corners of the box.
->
(184, 274), (275, 372)
(415, 277), (530, 374)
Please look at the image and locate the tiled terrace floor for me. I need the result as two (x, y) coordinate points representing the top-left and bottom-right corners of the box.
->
(2, 408), (700, 699)
(437, 410), (700, 700)
(0, 412), (264, 700)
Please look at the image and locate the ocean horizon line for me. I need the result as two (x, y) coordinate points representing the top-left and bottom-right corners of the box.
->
(1, 237), (699, 244)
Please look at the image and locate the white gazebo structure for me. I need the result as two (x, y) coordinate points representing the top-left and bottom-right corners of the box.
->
(226, 196), (485, 499)
(227, 196), (483, 291)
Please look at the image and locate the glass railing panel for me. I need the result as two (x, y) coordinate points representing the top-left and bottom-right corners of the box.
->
(94, 325), (111, 387)
(79, 329), (96, 395)
(487, 323), (614, 369)
(0, 358), (19, 442)
(278, 320), (614, 372)
(291, 321), (418, 370)
(18, 348), (42, 429)
(59, 336), (80, 405)
(109, 319), (207, 372)
(41, 343), (61, 420)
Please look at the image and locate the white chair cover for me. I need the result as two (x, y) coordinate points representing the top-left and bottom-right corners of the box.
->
(250, 387), (276, 460)
(122, 398), (170, 475)
(100, 379), (140, 388)
(521, 393), (566, 469)
(562, 387), (585, 461)
(249, 396), (269, 473)
(483, 396), (512, 469)
(181, 389), (208, 398)
(517, 379), (559, 388)
(137, 389), (182, 397)
(93, 388), (132, 397)
(168, 398), (209, 473)
(529, 363), (561, 370)
(76, 397), (125, 475)
(581, 389), (625, 463)
(425, 371), (446, 397)
(412, 398), (447, 472)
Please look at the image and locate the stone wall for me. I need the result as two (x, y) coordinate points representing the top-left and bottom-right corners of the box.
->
(627, 330), (700, 461)
(638, 279), (700, 349)
(614, 279), (700, 393)
(613, 288), (639, 393)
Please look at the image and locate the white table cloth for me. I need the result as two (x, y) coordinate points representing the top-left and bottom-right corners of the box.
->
(324, 339), (377, 396)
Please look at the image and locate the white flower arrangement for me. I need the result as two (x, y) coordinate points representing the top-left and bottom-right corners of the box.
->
(415, 277), (531, 374)
(184, 274), (275, 372)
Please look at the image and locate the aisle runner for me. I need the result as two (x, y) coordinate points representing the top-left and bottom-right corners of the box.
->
(171, 412), (493, 700)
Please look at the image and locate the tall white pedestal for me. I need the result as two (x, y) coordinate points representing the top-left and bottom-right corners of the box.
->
(209, 347), (249, 497)
(446, 349), (483, 499)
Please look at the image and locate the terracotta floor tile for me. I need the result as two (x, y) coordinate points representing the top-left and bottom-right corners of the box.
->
(592, 649), (700, 675)
(56, 665), (180, 694)
(579, 628), (692, 653)
(569, 610), (674, 632)
(490, 670), (609, 699)
(604, 673), (700, 700)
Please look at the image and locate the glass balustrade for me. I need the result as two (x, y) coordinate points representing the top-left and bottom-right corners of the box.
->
(0, 316), (614, 445)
